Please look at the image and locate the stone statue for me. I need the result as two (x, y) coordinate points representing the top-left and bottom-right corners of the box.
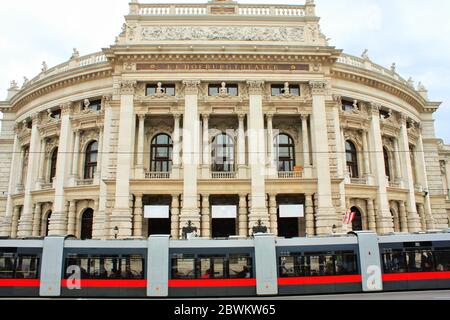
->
(417, 82), (427, 91)
(219, 82), (228, 94)
(22, 77), (29, 87)
(83, 99), (91, 110)
(41, 61), (48, 72)
(283, 82), (290, 94)
(407, 77), (414, 88)
(361, 49), (370, 61)
(71, 48), (80, 59)
(156, 82), (164, 94)
(353, 99), (359, 111)
(9, 80), (19, 90)
(391, 63), (396, 73)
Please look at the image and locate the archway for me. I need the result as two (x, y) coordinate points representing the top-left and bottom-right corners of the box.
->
(80, 208), (94, 240)
(351, 207), (363, 231)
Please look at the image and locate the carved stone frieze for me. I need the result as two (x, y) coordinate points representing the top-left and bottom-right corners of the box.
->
(308, 80), (328, 95)
(246, 80), (265, 95)
(141, 26), (305, 42)
(183, 80), (201, 95)
(120, 80), (137, 95)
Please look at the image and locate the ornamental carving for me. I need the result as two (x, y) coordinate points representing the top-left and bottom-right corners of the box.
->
(120, 80), (137, 95)
(61, 102), (74, 116)
(246, 80), (265, 95)
(308, 80), (328, 95)
(183, 80), (201, 95)
(141, 26), (305, 42)
(80, 129), (99, 150)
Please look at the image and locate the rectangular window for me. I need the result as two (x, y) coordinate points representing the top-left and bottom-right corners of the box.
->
(229, 254), (252, 279)
(334, 251), (358, 275)
(208, 84), (238, 96)
(405, 249), (434, 272)
(435, 249), (450, 272)
(89, 100), (102, 111)
(0, 254), (15, 279)
(271, 84), (300, 96)
(342, 100), (354, 111)
(146, 84), (175, 96)
(15, 255), (40, 279)
(171, 255), (195, 279)
(382, 249), (407, 274)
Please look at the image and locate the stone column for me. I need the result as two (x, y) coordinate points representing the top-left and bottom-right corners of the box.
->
(48, 103), (74, 236)
(309, 81), (336, 235)
(417, 203), (427, 231)
(70, 129), (81, 184)
(341, 125), (350, 183)
(268, 194), (278, 236)
(36, 138), (47, 187)
(238, 194), (248, 237)
(67, 201), (76, 236)
(246, 80), (269, 230)
(393, 138), (403, 187)
(96, 95), (113, 240)
(1, 130), (20, 237)
(11, 206), (21, 238)
(16, 148), (25, 191)
(133, 195), (143, 238)
(111, 80), (137, 239)
(18, 114), (41, 238)
(367, 103), (394, 233)
(32, 203), (42, 237)
(94, 125), (104, 183)
(415, 125), (434, 230)
(399, 114), (421, 232)
(136, 114), (145, 179)
(367, 199), (377, 232)
(391, 201), (400, 232)
(266, 114), (276, 171)
(305, 193), (315, 237)
(201, 194), (210, 238)
(179, 80), (201, 230)
(301, 114), (312, 177)
(361, 129), (372, 179)
(399, 201), (408, 233)
(171, 195), (180, 239)
(172, 113), (181, 179)
(237, 113), (247, 179)
(201, 114), (210, 179)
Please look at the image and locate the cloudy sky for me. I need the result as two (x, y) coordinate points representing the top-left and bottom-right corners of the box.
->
(1, 0), (449, 143)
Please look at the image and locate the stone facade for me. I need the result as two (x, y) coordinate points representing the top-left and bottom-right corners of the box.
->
(0, 0), (449, 240)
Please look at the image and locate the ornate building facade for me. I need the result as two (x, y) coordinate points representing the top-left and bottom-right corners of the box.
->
(0, 0), (449, 240)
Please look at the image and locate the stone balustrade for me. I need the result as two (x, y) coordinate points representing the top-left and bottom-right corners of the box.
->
(278, 171), (303, 179)
(145, 172), (171, 179)
(211, 172), (237, 179)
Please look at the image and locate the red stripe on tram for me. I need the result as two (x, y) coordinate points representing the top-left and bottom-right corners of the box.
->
(61, 279), (147, 288)
(278, 275), (362, 286)
(382, 272), (450, 282)
(168, 278), (257, 288)
(0, 279), (40, 287)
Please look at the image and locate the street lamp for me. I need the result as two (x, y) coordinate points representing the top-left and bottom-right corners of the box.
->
(332, 225), (337, 235)
(113, 226), (119, 239)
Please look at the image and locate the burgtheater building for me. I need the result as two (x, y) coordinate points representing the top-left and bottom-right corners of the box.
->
(0, 0), (449, 241)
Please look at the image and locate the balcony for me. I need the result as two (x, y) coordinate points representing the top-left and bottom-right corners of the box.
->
(278, 171), (303, 179)
(211, 172), (237, 179)
(145, 172), (171, 179)
(41, 183), (53, 190)
(350, 178), (367, 185)
(389, 181), (401, 188)
(77, 179), (94, 186)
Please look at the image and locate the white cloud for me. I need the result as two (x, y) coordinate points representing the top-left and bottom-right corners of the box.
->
(1, 0), (449, 143)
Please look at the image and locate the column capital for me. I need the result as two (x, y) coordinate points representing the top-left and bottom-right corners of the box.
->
(30, 113), (40, 125)
(119, 80), (137, 95)
(137, 113), (146, 121)
(60, 102), (74, 116)
(368, 102), (381, 116)
(400, 113), (409, 124)
(308, 80), (328, 95)
(202, 113), (210, 121)
(182, 80), (201, 95)
(237, 113), (246, 121)
(246, 80), (265, 95)
(300, 113), (310, 121)
(173, 112), (182, 120)
(266, 113), (274, 120)
(101, 94), (112, 108)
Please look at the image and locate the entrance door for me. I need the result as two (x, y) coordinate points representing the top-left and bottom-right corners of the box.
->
(351, 207), (363, 231)
(212, 219), (236, 238)
(278, 217), (299, 238)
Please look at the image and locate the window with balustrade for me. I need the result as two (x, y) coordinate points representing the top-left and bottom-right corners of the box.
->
(150, 134), (173, 172)
(49, 148), (58, 182)
(84, 141), (98, 180)
(212, 133), (235, 172)
(275, 134), (296, 172)
(345, 141), (359, 178)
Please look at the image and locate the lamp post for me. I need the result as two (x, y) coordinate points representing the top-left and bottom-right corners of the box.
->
(332, 224), (337, 235)
(113, 226), (119, 239)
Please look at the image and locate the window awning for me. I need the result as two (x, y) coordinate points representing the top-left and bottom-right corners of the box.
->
(212, 205), (237, 219)
(144, 205), (170, 219)
(279, 205), (304, 218)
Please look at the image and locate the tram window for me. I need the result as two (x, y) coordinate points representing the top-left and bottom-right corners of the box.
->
(15, 255), (40, 279)
(334, 252), (358, 275)
(406, 250), (434, 272)
(229, 255), (252, 279)
(171, 255), (195, 279)
(279, 255), (298, 277)
(434, 249), (450, 272)
(304, 253), (334, 276)
(382, 249), (407, 274)
(199, 256), (226, 279)
(0, 254), (15, 279)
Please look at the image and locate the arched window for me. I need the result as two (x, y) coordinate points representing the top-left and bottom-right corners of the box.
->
(383, 147), (391, 181)
(50, 148), (58, 182)
(80, 209), (94, 240)
(44, 211), (52, 237)
(275, 134), (296, 172)
(351, 207), (363, 231)
(212, 133), (235, 172)
(346, 141), (359, 178)
(84, 141), (98, 180)
(151, 134), (173, 172)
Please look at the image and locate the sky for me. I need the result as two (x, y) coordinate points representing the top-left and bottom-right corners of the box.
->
(1, 0), (449, 143)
